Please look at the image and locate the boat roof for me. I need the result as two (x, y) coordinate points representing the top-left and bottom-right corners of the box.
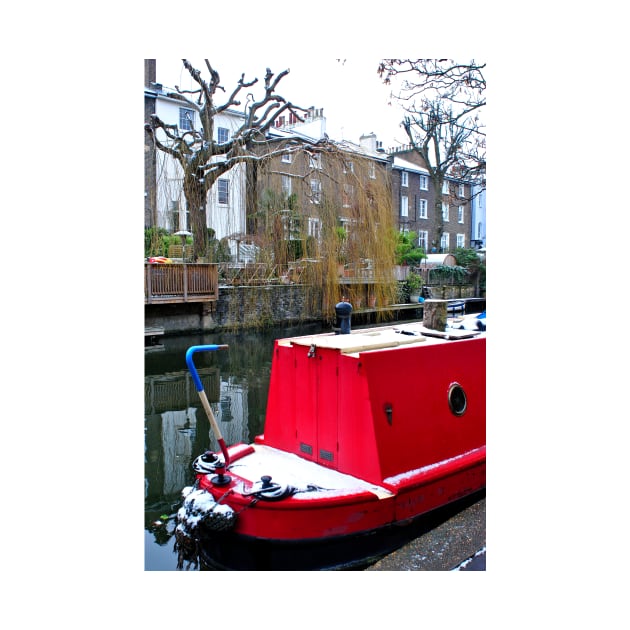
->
(284, 324), (479, 355)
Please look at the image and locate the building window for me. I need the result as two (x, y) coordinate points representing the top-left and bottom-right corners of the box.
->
(343, 184), (354, 208)
(343, 160), (354, 174)
(281, 212), (300, 240)
(217, 127), (230, 144)
(419, 175), (428, 191)
(179, 107), (195, 130)
(459, 184), (465, 197)
(309, 153), (322, 170)
(217, 179), (229, 205)
(401, 171), (408, 187)
(281, 152), (292, 163)
(308, 217), (321, 240)
(458, 206), (464, 223)
(441, 232), (450, 250)
(401, 195), (409, 217)
(442, 180), (449, 195)
(418, 230), (428, 251)
(369, 162), (376, 179)
(442, 203), (449, 221)
(282, 175), (292, 197)
(418, 198), (428, 219)
(457, 233), (465, 248)
(310, 179), (321, 204)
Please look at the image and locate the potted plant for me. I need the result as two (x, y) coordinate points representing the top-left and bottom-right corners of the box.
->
(405, 271), (424, 304)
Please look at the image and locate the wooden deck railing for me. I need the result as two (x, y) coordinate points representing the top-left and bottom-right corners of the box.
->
(145, 263), (219, 304)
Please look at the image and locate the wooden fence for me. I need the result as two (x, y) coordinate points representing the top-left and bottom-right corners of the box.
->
(145, 263), (219, 304)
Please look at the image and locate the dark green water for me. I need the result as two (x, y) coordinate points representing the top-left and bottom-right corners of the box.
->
(144, 322), (326, 571)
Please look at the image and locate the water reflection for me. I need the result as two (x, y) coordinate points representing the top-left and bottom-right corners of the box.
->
(144, 323), (326, 571)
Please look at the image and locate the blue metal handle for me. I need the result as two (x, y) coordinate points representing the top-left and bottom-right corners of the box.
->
(185, 345), (227, 391)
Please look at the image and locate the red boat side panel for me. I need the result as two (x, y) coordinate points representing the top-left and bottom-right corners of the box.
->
(315, 348), (340, 467)
(198, 480), (395, 540)
(336, 353), (382, 481)
(262, 342), (297, 450)
(392, 458), (486, 522)
(361, 337), (486, 481)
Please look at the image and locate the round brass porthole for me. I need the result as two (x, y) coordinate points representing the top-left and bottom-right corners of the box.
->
(448, 383), (467, 416)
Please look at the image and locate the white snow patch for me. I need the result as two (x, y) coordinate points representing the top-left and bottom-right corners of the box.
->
(383, 448), (481, 486)
(227, 444), (392, 499)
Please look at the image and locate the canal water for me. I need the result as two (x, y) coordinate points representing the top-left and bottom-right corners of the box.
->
(144, 321), (328, 571)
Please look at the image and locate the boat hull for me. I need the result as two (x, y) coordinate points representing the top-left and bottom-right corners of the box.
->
(196, 490), (485, 571)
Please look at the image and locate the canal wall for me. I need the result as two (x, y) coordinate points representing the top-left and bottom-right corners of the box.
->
(145, 283), (479, 336)
(145, 284), (324, 335)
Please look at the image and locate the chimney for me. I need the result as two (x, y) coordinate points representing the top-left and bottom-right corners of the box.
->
(359, 132), (377, 152)
(145, 59), (156, 88)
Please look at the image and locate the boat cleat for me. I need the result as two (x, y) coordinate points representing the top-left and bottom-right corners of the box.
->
(241, 475), (295, 501)
(192, 450), (224, 474)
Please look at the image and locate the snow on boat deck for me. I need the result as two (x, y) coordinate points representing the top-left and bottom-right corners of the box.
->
(228, 445), (394, 500)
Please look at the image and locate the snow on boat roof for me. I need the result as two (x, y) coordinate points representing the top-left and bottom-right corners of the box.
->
(230, 445), (393, 500)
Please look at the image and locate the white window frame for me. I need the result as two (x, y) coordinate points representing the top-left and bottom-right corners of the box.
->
(217, 179), (229, 205)
(343, 184), (354, 208)
(418, 230), (428, 251)
(401, 195), (408, 217)
(440, 232), (450, 250)
(419, 175), (428, 191)
(281, 152), (292, 163)
(442, 202), (449, 221)
(442, 180), (449, 195)
(369, 162), (376, 179)
(310, 179), (321, 204)
(401, 171), (408, 187)
(308, 217), (321, 240)
(458, 183), (465, 197)
(457, 233), (465, 248)
(282, 175), (292, 197)
(309, 153), (322, 170)
(343, 160), (354, 174)
(281, 212), (300, 241)
(179, 107), (196, 131)
(217, 127), (230, 144)
(458, 205), (464, 223)
(418, 198), (428, 219)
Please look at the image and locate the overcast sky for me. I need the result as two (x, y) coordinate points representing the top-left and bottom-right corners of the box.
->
(155, 57), (410, 150)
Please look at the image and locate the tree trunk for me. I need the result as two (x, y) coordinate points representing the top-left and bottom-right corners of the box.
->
(184, 176), (209, 261)
(245, 160), (258, 235)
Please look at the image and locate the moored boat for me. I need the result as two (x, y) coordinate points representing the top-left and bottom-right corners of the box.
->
(175, 320), (485, 570)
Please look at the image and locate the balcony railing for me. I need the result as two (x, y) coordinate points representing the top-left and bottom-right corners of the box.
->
(145, 263), (219, 304)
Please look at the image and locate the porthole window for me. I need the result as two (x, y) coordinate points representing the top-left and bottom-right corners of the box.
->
(448, 383), (467, 416)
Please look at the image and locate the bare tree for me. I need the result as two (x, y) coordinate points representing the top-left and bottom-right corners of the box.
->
(378, 59), (486, 247)
(145, 59), (308, 260)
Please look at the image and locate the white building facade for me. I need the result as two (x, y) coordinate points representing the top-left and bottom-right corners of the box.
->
(147, 84), (248, 248)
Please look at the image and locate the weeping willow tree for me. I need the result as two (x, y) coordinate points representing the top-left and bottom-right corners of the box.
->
(238, 137), (399, 326)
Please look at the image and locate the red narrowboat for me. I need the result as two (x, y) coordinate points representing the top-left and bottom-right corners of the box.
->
(176, 321), (485, 570)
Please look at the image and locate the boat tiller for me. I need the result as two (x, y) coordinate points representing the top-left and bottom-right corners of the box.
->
(185, 344), (231, 469)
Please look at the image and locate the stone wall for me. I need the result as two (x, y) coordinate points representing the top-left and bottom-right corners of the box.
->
(427, 284), (476, 299)
(145, 284), (324, 335)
